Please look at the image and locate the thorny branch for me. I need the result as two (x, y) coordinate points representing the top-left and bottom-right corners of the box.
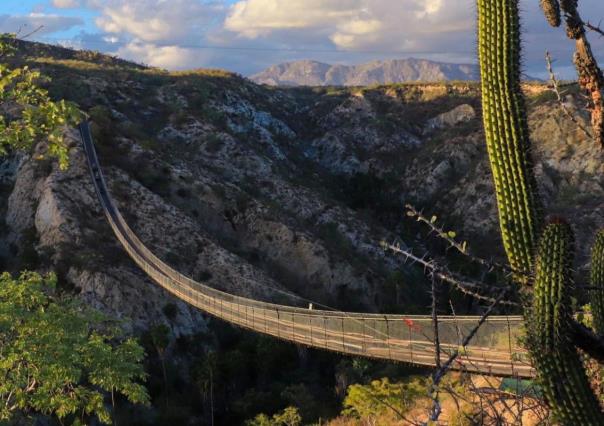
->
(585, 20), (604, 37)
(17, 25), (44, 41)
(394, 209), (546, 422)
(405, 204), (518, 276)
(431, 277), (441, 372)
(383, 241), (519, 306)
(424, 289), (509, 425)
(400, 199), (604, 423)
(428, 275), (442, 422)
(406, 204), (471, 256)
(545, 51), (593, 139)
(405, 205), (604, 294)
(556, 0), (604, 146)
(462, 374), (549, 424)
(401, 204), (604, 353)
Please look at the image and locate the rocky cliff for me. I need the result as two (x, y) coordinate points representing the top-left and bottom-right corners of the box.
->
(250, 58), (480, 87)
(1, 42), (602, 337)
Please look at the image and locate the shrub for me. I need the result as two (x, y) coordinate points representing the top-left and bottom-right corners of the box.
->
(246, 406), (302, 426)
(342, 377), (427, 420)
(0, 271), (149, 424)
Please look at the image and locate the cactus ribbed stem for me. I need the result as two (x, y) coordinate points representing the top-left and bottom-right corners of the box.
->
(477, 0), (543, 282)
(478, 2), (603, 420)
(591, 230), (604, 335)
(529, 222), (603, 425)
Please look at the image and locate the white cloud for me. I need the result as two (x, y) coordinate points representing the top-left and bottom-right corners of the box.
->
(225, 0), (364, 37)
(330, 19), (382, 49)
(115, 41), (207, 69)
(102, 35), (119, 43)
(224, 0), (472, 52)
(417, 0), (443, 17)
(91, 0), (223, 44)
(0, 13), (83, 35)
(22, 0), (603, 76)
(52, 0), (82, 8)
(47, 0), (227, 70)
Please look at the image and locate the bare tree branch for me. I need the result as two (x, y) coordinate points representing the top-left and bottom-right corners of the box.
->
(405, 204), (517, 275)
(422, 289), (509, 425)
(382, 241), (519, 306)
(427, 275), (442, 422)
(18, 25), (44, 40)
(585, 20), (604, 37)
(545, 51), (594, 139)
(557, 1), (604, 146)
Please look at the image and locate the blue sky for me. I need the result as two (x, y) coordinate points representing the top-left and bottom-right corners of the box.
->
(2, 0), (94, 37)
(0, 0), (602, 78)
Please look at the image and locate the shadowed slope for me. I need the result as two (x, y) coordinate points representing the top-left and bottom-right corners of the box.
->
(79, 121), (533, 378)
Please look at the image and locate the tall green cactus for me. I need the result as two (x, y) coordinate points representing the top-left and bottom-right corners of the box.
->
(477, 0), (543, 282)
(529, 221), (603, 424)
(591, 230), (604, 335)
(477, 0), (604, 420)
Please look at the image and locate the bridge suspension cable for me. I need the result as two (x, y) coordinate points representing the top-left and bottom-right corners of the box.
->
(78, 121), (535, 378)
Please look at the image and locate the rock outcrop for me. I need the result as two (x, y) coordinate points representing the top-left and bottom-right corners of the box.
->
(251, 58), (480, 87)
(1, 44), (601, 337)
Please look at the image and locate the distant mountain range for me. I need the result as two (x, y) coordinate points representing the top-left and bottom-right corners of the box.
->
(250, 58), (481, 86)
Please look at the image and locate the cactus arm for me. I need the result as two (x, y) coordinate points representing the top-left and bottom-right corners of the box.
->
(477, 0), (543, 281)
(529, 222), (604, 424)
(591, 230), (604, 335)
(477, 2), (603, 420)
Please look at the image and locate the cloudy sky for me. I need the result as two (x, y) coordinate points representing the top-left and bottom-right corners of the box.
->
(0, 0), (602, 78)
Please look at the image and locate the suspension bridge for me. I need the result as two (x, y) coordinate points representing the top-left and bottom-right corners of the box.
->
(78, 122), (535, 379)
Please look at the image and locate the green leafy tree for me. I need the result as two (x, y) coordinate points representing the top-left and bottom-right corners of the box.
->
(0, 34), (146, 425)
(0, 271), (149, 425)
(0, 34), (81, 169)
(245, 407), (301, 426)
(272, 407), (302, 426)
(246, 413), (273, 426)
(342, 377), (426, 420)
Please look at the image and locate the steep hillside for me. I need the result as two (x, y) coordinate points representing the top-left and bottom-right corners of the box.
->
(1, 41), (602, 339)
(0, 42), (426, 336)
(251, 58), (480, 86)
(3, 41), (604, 424)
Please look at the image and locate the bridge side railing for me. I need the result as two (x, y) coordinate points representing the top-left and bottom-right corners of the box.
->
(79, 122), (534, 378)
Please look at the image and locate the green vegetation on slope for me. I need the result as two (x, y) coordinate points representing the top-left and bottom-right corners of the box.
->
(0, 34), (148, 425)
(4, 26), (603, 424)
(0, 271), (149, 424)
(0, 35), (81, 169)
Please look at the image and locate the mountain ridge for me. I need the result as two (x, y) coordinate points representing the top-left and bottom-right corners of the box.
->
(250, 58), (481, 86)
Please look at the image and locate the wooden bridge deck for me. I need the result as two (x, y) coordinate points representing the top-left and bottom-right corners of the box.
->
(79, 122), (534, 378)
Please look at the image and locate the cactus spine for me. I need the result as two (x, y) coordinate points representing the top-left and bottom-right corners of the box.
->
(477, 0), (604, 420)
(529, 221), (603, 425)
(591, 230), (604, 335)
(477, 0), (543, 281)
